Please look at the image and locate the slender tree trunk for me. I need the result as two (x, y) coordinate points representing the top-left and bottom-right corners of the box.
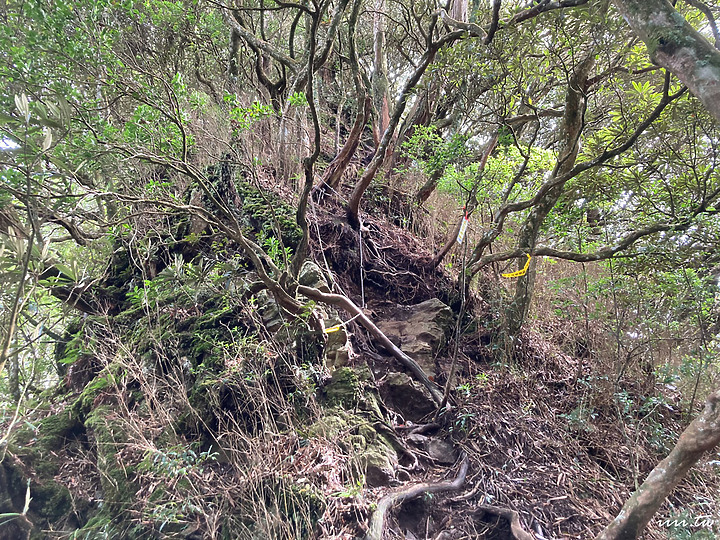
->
(431, 132), (498, 268)
(372, 0), (390, 147)
(416, 168), (444, 205)
(505, 54), (594, 337)
(450, 0), (469, 23)
(1, 223), (34, 403)
(314, 0), (368, 200)
(228, 28), (241, 85)
(387, 82), (434, 174)
(347, 42), (444, 228)
(385, 0), (467, 173)
(596, 389), (720, 540)
(315, 96), (371, 198)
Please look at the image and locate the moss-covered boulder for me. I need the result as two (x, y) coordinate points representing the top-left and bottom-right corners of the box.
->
(308, 412), (398, 487)
(2, 416), (80, 538)
(322, 367), (360, 408)
(84, 405), (138, 513)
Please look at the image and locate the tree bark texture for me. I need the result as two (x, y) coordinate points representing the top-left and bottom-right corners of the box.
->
(612, 0), (720, 123)
(372, 0), (391, 145)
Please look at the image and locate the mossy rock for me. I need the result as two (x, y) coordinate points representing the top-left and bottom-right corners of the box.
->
(322, 367), (360, 408)
(54, 319), (84, 376)
(7, 410), (80, 483)
(0, 457), (31, 521)
(72, 366), (123, 418)
(195, 160), (302, 250)
(378, 371), (436, 422)
(36, 409), (84, 452)
(0, 454), (75, 538)
(29, 480), (72, 522)
(234, 181), (302, 249)
(321, 366), (384, 418)
(85, 405), (139, 513)
(308, 411), (398, 487)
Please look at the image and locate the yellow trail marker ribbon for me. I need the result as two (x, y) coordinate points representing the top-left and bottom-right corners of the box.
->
(502, 254), (532, 278)
(323, 312), (362, 334)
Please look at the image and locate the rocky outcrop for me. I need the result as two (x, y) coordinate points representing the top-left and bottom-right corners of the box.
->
(376, 298), (453, 377)
(315, 367), (399, 487)
(299, 261), (350, 368)
(378, 372), (436, 422)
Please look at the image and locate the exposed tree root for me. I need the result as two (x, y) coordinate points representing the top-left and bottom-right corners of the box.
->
(365, 452), (469, 540)
(297, 285), (444, 403)
(473, 505), (535, 540)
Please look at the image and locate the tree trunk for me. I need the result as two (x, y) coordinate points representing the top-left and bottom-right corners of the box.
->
(347, 43), (443, 228)
(372, 0), (391, 147)
(314, 96), (371, 198)
(431, 132), (498, 268)
(314, 0), (368, 200)
(416, 168), (444, 205)
(612, 0), (720, 123)
(228, 28), (241, 84)
(388, 82), (435, 175)
(505, 54), (594, 337)
(450, 0), (469, 23)
(596, 389), (720, 540)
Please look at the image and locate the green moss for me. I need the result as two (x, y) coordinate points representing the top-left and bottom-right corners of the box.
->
(1, 442), (75, 535)
(235, 182), (302, 249)
(54, 319), (84, 374)
(307, 410), (398, 487)
(322, 367), (360, 408)
(37, 409), (84, 451)
(194, 305), (234, 329)
(72, 366), (122, 418)
(101, 247), (137, 308)
(85, 405), (138, 512)
(30, 481), (72, 521)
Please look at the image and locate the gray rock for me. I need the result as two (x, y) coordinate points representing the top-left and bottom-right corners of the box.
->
(379, 372), (436, 422)
(323, 313), (349, 368)
(297, 260), (350, 365)
(298, 260), (331, 293)
(377, 298), (453, 377)
(427, 438), (458, 465)
(308, 413), (398, 487)
(255, 290), (284, 333)
(406, 433), (429, 447)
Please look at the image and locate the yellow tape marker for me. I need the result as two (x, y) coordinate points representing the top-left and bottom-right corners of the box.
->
(502, 254), (532, 278)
